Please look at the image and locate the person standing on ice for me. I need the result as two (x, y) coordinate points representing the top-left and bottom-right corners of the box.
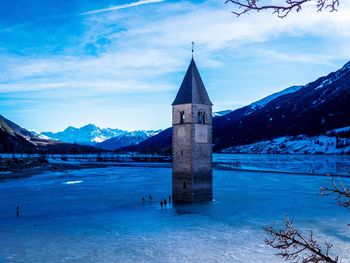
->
(16, 206), (19, 217)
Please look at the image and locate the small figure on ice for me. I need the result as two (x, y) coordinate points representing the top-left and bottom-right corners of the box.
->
(148, 195), (153, 200)
(16, 206), (19, 217)
(160, 200), (163, 208)
(168, 195), (172, 203)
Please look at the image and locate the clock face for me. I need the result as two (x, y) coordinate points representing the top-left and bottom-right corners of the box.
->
(177, 126), (185, 138)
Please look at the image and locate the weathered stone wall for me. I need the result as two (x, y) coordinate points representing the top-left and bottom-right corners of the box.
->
(172, 103), (213, 203)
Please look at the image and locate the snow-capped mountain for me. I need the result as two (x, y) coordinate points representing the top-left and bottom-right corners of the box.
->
(212, 86), (302, 120)
(29, 130), (52, 140)
(42, 124), (126, 145)
(42, 124), (162, 150)
(213, 110), (232, 117)
(96, 130), (162, 151)
(249, 85), (302, 110)
(128, 60), (350, 154)
(0, 115), (99, 153)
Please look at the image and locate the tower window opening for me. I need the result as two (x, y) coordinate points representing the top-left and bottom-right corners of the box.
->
(197, 111), (206, 124)
(180, 111), (185, 124)
(183, 181), (186, 189)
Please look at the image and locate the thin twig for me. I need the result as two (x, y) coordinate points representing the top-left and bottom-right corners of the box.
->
(321, 176), (350, 208)
(264, 217), (338, 262)
(225, 0), (339, 18)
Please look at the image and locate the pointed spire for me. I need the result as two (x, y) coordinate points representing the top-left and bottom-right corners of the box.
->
(172, 58), (213, 106)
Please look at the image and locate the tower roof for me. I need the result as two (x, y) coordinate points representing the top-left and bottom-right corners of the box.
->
(172, 58), (213, 106)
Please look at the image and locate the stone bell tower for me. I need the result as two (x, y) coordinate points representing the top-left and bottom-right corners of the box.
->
(172, 57), (213, 203)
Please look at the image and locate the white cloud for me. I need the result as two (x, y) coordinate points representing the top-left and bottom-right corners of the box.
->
(80, 0), (165, 15)
(250, 49), (343, 65)
(1, 0), (350, 94)
(125, 0), (350, 48)
(0, 48), (181, 93)
(3, 0), (350, 131)
(0, 79), (174, 93)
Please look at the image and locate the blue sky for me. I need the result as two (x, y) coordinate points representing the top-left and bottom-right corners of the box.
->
(1, 0), (350, 132)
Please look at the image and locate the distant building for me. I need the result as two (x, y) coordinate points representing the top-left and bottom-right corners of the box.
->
(172, 57), (213, 203)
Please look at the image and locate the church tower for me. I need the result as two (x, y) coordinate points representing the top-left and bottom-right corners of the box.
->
(172, 58), (213, 203)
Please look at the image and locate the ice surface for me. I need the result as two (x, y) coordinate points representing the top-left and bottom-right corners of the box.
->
(0, 154), (350, 262)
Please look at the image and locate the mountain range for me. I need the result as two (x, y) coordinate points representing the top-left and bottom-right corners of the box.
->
(0, 115), (99, 154)
(126, 61), (350, 154)
(1, 61), (350, 154)
(96, 130), (161, 151)
(41, 124), (161, 150)
(42, 124), (125, 144)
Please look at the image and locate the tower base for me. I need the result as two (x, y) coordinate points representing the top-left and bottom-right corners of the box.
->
(172, 171), (212, 203)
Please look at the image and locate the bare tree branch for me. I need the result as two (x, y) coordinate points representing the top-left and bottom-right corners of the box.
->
(321, 176), (350, 208)
(264, 217), (339, 262)
(225, 0), (340, 18)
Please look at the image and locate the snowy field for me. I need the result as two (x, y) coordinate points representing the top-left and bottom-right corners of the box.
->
(222, 135), (350, 155)
(0, 154), (350, 262)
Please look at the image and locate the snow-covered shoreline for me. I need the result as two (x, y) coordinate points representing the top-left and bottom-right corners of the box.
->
(222, 134), (350, 155)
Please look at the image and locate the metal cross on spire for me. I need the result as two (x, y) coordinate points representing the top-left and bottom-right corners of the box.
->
(192, 41), (194, 58)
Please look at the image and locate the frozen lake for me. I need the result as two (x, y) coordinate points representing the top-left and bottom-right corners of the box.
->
(0, 154), (350, 262)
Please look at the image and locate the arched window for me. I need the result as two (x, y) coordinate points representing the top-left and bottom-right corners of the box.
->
(180, 111), (185, 124)
(197, 111), (206, 124)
